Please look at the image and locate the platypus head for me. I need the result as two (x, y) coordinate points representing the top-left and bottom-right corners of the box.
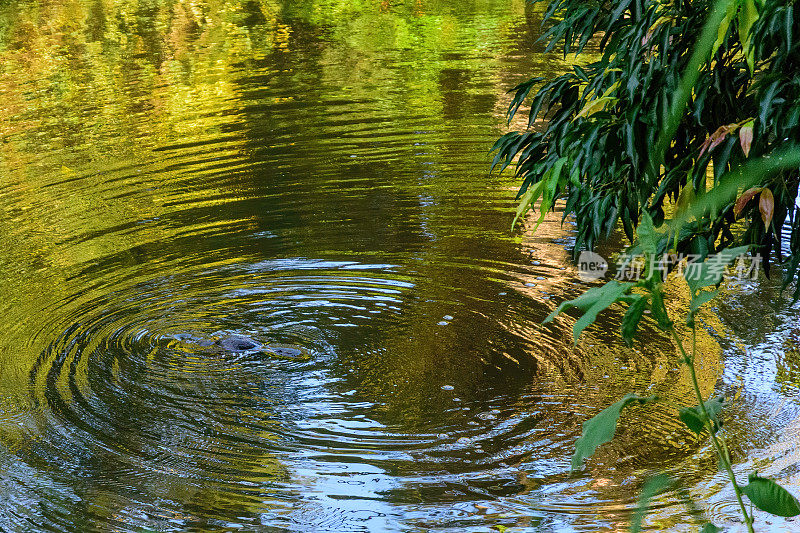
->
(216, 335), (261, 353)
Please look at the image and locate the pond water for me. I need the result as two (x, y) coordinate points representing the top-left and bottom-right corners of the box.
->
(0, 1), (798, 531)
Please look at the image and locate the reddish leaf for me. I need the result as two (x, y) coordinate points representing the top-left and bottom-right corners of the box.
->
(707, 130), (729, 152)
(733, 187), (762, 218)
(739, 120), (754, 157)
(760, 188), (774, 229)
(698, 136), (713, 157)
(699, 124), (738, 157)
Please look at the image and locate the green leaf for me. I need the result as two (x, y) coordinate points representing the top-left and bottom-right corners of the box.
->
(544, 280), (635, 343)
(689, 289), (719, 314)
(742, 474), (800, 517)
(630, 474), (672, 533)
(676, 184), (696, 215)
(711, 0), (737, 57)
(738, 0), (759, 72)
(621, 296), (647, 347)
(699, 525), (722, 533)
(672, 146), (800, 233)
(572, 393), (657, 471)
(685, 246), (750, 294)
(512, 179), (544, 230)
(678, 397), (725, 435)
(678, 407), (704, 434)
(574, 96), (616, 121)
(649, 0), (736, 179)
(700, 396), (725, 430)
(636, 211), (659, 255)
(649, 289), (673, 330)
(530, 157), (568, 234)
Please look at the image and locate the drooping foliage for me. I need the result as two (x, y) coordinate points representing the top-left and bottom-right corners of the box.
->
(493, 0), (800, 293)
(503, 3), (800, 529)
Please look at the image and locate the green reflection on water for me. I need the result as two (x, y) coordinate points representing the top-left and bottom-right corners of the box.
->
(0, 0), (796, 532)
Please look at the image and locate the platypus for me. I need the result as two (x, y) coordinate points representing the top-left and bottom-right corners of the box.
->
(216, 335), (261, 353)
(176, 334), (304, 359)
(188, 334), (263, 354)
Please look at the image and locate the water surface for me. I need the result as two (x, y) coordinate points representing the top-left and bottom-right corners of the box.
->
(0, 1), (798, 531)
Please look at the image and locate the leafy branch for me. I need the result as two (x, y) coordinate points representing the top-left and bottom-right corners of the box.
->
(499, 0), (800, 529)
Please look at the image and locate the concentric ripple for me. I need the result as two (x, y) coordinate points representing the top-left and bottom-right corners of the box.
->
(1, 0), (799, 531)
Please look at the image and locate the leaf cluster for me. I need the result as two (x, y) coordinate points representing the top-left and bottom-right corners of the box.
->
(493, 0), (800, 292)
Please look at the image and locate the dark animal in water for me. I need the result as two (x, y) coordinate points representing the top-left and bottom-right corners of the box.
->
(178, 334), (304, 359)
(217, 335), (261, 353)
(268, 345), (301, 357)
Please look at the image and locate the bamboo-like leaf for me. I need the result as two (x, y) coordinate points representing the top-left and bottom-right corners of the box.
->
(742, 474), (800, 517)
(529, 157), (568, 234)
(676, 184), (696, 215)
(739, 119), (754, 157)
(571, 394), (658, 471)
(711, 0), (738, 57)
(574, 96), (616, 121)
(733, 187), (762, 218)
(738, 0), (759, 72)
(760, 187), (774, 229)
(512, 180), (544, 230)
(690, 289), (719, 313)
(649, 0), (735, 178)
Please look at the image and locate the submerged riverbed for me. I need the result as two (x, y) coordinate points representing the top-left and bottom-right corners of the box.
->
(0, 1), (798, 531)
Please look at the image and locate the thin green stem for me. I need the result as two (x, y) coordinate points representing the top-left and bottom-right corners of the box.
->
(668, 321), (754, 532)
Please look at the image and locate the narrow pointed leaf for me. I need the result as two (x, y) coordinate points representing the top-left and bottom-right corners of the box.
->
(529, 157), (568, 234)
(742, 474), (800, 517)
(690, 289), (719, 313)
(739, 120), (754, 157)
(572, 393), (658, 471)
(678, 407), (704, 434)
(733, 187), (762, 218)
(570, 282), (635, 343)
(738, 0), (759, 72)
(711, 0), (737, 57)
(649, 0), (734, 177)
(636, 211), (661, 255)
(621, 296), (647, 347)
(574, 96), (616, 121)
(543, 281), (635, 343)
(701, 124), (736, 156)
(512, 180), (544, 230)
(676, 184), (696, 214)
(649, 289), (673, 330)
(759, 187), (774, 229)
